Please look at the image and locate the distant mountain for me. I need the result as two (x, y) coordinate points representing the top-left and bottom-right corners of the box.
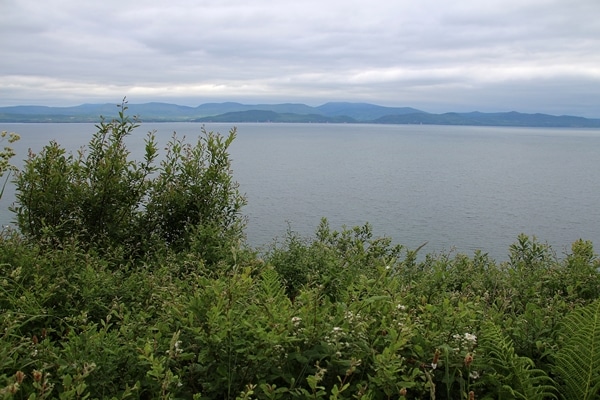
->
(1, 101), (599, 127)
(193, 110), (356, 123)
(0, 104), (117, 122)
(127, 102), (197, 117)
(194, 102), (318, 117)
(373, 111), (600, 127)
(316, 102), (425, 120)
(0, 102), (425, 123)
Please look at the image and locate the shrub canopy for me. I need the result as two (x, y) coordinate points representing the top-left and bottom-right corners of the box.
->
(11, 101), (246, 264)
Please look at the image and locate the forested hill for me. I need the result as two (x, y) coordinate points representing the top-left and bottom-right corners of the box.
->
(1, 101), (599, 127)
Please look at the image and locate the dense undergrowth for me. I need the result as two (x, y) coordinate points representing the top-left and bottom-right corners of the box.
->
(1, 103), (599, 399)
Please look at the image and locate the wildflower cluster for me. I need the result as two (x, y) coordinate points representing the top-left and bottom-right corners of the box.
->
(324, 325), (350, 358)
(451, 332), (478, 352)
(166, 338), (183, 359)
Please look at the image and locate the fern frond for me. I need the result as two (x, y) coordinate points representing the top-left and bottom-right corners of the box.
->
(479, 322), (557, 400)
(259, 266), (285, 300)
(555, 299), (600, 400)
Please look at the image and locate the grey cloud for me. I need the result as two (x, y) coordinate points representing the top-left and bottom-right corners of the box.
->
(1, 0), (599, 116)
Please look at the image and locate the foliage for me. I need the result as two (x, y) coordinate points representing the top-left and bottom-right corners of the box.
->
(2, 109), (600, 398)
(554, 299), (600, 400)
(1, 222), (599, 399)
(141, 128), (246, 261)
(477, 322), (557, 399)
(11, 99), (246, 264)
(0, 130), (20, 199)
(266, 218), (403, 301)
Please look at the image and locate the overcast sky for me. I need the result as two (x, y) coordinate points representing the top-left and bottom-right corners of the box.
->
(1, 0), (599, 116)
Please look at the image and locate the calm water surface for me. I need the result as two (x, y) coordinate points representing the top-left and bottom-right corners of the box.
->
(2, 122), (599, 261)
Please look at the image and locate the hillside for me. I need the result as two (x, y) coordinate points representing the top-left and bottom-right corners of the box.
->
(192, 110), (356, 123)
(2, 101), (600, 127)
(374, 111), (600, 127)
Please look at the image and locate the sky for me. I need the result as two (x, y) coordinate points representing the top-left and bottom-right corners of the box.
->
(1, 0), (600, 117)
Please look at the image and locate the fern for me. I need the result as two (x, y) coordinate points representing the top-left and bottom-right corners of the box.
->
(260, 266), (285, 300)
(257, 266), (292, 314)
(554, 299), (600, 400)
(479, 322), (557, 399)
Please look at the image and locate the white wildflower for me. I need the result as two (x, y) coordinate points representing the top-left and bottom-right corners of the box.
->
(464, 333), (477, 345)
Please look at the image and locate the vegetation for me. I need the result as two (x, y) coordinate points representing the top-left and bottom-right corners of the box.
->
(1, 103), (599, 399)
(0, 130), (20, 199)
(11, 101), (245, 265)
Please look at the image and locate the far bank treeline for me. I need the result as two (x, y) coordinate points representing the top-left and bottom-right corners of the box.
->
(2, 101), (600, 127)
(1, 102), (600, 399)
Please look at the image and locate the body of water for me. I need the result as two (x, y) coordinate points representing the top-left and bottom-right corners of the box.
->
(2, 122), (599, 261)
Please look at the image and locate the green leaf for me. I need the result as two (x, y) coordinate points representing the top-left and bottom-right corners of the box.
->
(554, 299), (600, 400)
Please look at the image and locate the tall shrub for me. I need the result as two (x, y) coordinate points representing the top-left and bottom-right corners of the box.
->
(12, 100), (246, 264)
(143, 128), (247, 263)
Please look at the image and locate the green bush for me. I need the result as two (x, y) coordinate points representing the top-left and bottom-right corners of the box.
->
(12, 100), (246, 265)
(1, 222), (599, 399)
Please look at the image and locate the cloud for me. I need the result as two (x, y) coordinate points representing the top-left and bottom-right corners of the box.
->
(1, 0), (599, 116)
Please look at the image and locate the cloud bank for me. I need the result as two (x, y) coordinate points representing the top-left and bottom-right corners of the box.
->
(1, 0), (599, 116)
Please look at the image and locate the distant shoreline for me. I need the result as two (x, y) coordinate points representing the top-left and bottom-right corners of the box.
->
(2, 101), (600, 128)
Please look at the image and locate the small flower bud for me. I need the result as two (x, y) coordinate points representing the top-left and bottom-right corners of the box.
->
(15, 370), (25, 384)
(464, 353), (474, 367)
(33, 370), (42, 382)
(431, 348), (440, 369)
(433, 349), (440, 363)
(8, 383), (18, 394)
